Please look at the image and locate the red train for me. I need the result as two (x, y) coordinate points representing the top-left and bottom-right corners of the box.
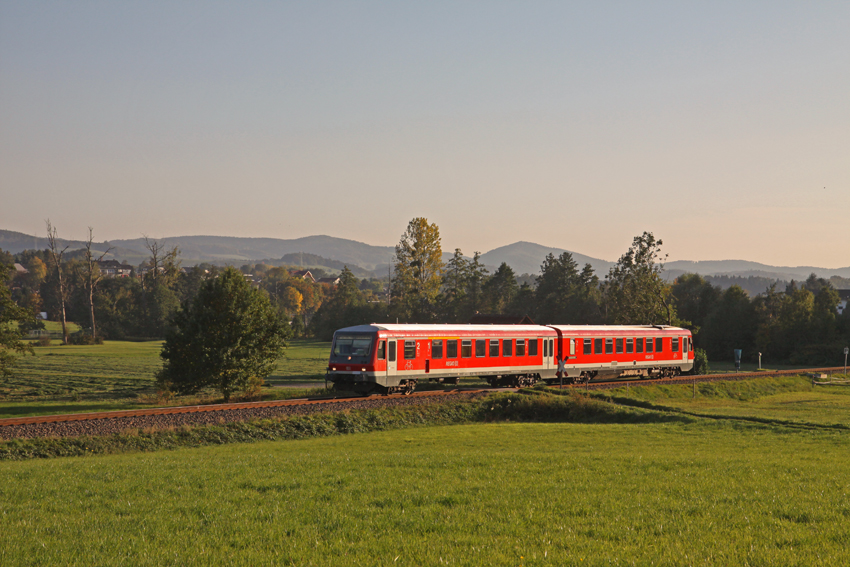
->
(327, 324), (694, 394)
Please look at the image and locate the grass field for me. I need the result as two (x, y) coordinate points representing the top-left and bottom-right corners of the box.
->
(2, 417), (849, 566)
(595, 375), (850, 428)
(0, 339), (335, 419)
(3, 374), (850, 563)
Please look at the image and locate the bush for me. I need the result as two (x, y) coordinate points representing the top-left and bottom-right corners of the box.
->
(67, 331), (104, 345)
(35, 335), (52, 347)
(693, 348), (709, 375)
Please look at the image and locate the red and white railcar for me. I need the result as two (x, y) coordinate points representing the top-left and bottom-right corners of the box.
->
(327, 324), (693, 394)
(548, 325), (694, 383)
(327, 324), (557, 394)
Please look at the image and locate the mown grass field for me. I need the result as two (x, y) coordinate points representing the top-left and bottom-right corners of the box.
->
(2, 414), (849, 566)
(0, 339), (335, 419)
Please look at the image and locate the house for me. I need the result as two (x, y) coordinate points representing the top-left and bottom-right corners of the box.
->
(289, 270), (316, 283)
(13, 263), (28, 274)
(97, 260), (133, 277)
(316, 276), (341, 286)
(838, 290), (850, 315)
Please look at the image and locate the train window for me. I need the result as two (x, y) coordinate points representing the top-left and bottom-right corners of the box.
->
(529, 339), (538, 356)
(432, 340), (443, 359)
(543, 340), (548, 357)
(569, 339), (576, 357)
(404, 340), (417, 359)
(476, 339), (486, 357)
(447, 340), (458, 358)
(616, 338), (624, 354)
(461, 340), (472, 358)
(672, 338), (679, 352)
(595, 338), (603, 354)
(377, 340), (386, 360)
(389, 341), (396, 362)
(516, 339), (526, 356)
(489, 339), (499, 357)
(605, 338), (613, 354)
(636, 338), (644, 353)
(683, 337), (689, 353)
(645, 338), (653, 353)
(626, 338), (633, 354)
(550, 339), (554, 357)
(503, 339), (513, 357)
(655, 337), (663, 352)
(583, 339), (592, 355)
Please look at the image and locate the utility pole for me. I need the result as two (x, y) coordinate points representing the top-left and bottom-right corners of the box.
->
(844, 347), (848, 376)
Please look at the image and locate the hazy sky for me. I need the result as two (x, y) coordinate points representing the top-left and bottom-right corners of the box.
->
(1, 2), (848, 267)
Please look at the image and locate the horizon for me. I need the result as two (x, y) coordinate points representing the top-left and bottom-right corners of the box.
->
(2, 3), (848, 267)
(3, 227), (848, 271)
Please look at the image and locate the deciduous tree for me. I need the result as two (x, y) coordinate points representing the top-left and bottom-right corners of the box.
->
(45, 220), (70, 344)
(604, 232), (676, 325)
(157, 267), (288, 402)
(0, 262), (34, 377)
(391, 218), (443, 322)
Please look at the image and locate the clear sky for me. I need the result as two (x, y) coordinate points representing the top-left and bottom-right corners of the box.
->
(1, 1), (848, 267)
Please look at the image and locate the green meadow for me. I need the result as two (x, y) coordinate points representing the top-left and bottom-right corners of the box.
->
(2, 414), (849, 566)
(0, 339), (335, 419)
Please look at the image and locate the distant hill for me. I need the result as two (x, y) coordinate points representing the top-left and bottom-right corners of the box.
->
(479, 241), (614, 276)
(107, 235), (396, 269)
(3, 228), (848, 283)
(663, 260), (850, 281)
(0, 229), (147, 264)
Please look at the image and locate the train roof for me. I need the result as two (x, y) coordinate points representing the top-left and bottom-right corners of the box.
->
(547, 325), (689, 333)
(334, 324), (549, 334)
(333, 324), (690, 335)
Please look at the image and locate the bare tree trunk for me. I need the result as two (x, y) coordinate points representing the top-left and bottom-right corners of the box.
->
(80, 227), (113, 341)
(45, 220), (69, 345)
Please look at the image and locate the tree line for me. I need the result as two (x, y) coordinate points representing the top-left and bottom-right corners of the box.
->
(2, 218), (849, 373)
(316, 218), (850, 366)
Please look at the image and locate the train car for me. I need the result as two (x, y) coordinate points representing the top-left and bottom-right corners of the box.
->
(326, 324), (558, 394)
(549, 325), (694, 384)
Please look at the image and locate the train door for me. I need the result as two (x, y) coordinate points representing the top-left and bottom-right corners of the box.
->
(542, 337), (555, 371)
(386, 339), (397, 377)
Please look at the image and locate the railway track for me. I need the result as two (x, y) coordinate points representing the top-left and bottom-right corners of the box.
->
(551, 366), (847, 391)
(0, 367), (842, 437)
(0, 388), (491, 429)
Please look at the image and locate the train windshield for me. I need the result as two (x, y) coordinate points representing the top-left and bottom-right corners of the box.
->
(331, 334), (374, 361)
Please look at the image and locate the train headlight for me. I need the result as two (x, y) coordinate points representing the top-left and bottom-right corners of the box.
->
(331, 367), (337, 371)
(361, 368), (366, 371)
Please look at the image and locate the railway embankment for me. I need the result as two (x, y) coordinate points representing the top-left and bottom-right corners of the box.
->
(2, 373), (846, 460)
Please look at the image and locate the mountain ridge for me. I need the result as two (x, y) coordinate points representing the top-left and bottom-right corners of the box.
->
(2, 229), (848, 280)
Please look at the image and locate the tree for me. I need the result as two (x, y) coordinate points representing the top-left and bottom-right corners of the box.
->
(310, 267), (373, 339)
(1, 262), (35, 377)
(534, 253), (602, 324)
(604, 232), (676, 325)
(700, 285), (757, 361)
(76, 227), (113, 340)
(391, 218), (443, 322)
(482, 262), (519, 315)
(140, 237), (181, 337)
(45, 220), (70, 344)
(439, 249), (471, 323)
(157, 267), (288, 402)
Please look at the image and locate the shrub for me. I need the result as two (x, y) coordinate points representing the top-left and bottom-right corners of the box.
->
(693, 348), (709, 375)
